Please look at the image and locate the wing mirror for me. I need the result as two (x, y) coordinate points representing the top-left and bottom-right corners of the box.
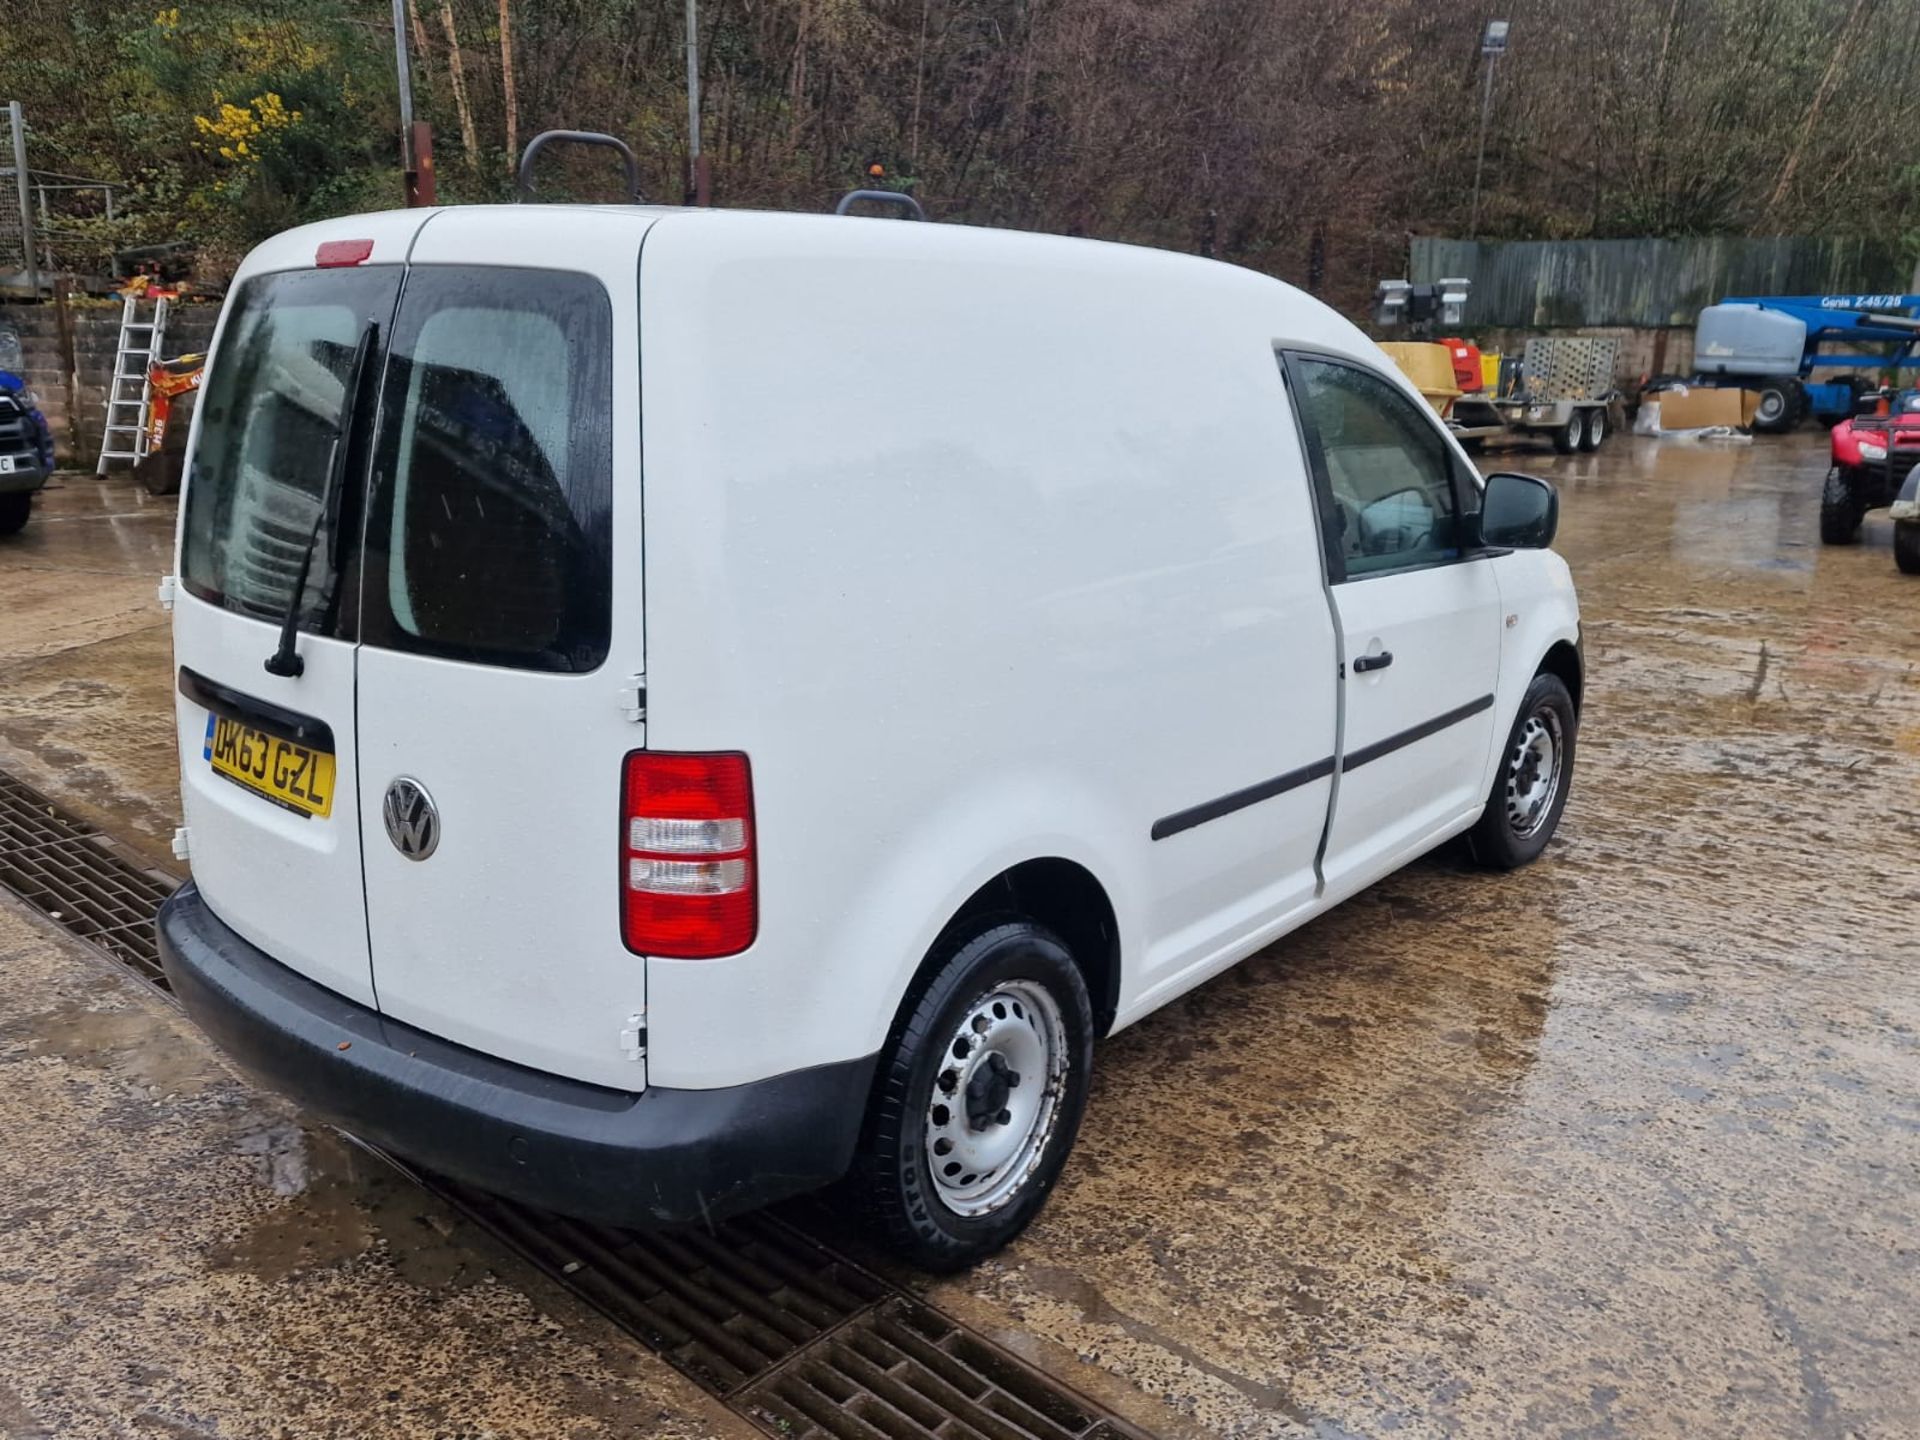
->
(1480, 472), (1559, 549)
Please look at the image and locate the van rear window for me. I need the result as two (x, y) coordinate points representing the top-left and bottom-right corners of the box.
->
(358, 267), (613, 673)
(180, 267), (399, 629)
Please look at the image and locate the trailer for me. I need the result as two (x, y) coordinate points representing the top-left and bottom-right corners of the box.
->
(1691, 294), (1920, 431)
(1447, 336), (1618, 454)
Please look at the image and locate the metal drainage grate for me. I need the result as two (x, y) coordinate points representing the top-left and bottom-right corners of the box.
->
(441, 1180), (891, 1394)
(0, 766), (1158, 1440)
(741, 1295), (1141, 1440)
(0, 771), (176, 985)
(441, 1180), (1152, 1440)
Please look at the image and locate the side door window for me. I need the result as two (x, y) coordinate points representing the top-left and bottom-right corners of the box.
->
(1287, 355), (1464, 580)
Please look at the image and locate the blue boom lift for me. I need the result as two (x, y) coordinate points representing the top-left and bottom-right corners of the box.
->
(1691, 293), (1920, 431)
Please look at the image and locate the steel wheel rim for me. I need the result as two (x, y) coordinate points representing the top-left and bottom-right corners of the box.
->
(1588, 410), (1604, 445)
(1757, 392), (1784, 423)
(1504, 706), (1563, 840)
(924, 979), (1068, 1217)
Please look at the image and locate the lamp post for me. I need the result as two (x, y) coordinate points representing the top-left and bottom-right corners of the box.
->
(1468, 18), (1509, 239)
(390, 0), (435, 205)
(685, 0), (710, 205)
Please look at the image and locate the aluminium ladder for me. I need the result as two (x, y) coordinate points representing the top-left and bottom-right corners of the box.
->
(95, 293), (170, 474)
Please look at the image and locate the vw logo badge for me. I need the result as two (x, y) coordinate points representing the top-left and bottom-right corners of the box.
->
(383, 777), (439, 861)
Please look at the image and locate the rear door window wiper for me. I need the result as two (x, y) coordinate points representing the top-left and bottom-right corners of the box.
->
(264, 321), (378, 679)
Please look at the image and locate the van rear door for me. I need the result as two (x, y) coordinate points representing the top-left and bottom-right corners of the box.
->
(173, 254), (403, 1008)
(352, 218), (650, 1091)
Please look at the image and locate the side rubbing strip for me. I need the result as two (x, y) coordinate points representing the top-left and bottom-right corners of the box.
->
(1341, 694), (1495, 774)
(1151, 756), (1337, 841)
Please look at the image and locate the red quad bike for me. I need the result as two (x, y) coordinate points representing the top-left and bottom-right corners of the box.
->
(1820, 389), (1920, 574)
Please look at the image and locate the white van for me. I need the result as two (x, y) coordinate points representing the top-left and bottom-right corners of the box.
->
(157, 201), (1581, 1269)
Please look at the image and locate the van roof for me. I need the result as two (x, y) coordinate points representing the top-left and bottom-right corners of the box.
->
(234, 203), (1376, 366)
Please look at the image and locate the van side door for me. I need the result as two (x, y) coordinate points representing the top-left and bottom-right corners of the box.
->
(1283, 352), (1502, 894)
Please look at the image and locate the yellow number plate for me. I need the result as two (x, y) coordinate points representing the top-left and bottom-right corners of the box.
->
(203, 714), (335, 818)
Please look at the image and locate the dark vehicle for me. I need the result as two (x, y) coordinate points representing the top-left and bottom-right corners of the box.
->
(1819, 389), (1920, 573)
(0, 369), (54, 536)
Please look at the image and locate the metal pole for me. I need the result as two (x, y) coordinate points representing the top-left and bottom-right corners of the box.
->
(685, 0), (710, 205)
(8, 102), (39, 300)
(390, 0), (420, 203)
(1469, 56), (1496, 239)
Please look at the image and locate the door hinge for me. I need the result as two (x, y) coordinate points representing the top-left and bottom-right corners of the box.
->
(171, 826), (191, 861)
(619, 1010), (647, 1061)
(616, 673), (647, 723)
(157, 575), (177, 612)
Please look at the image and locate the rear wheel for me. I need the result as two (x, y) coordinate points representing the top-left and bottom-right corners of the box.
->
(1752, 378), (1799, 434)
(0, 492), (30, 536)
(1550, 413), (1581, 454)
(1896, 521), (1920, 575)
(1578, 406), (1607, 452)
(1468, 672), (1577, 870)
(847, 918), (1093, 1271)
(1819, 466), (1864, 545)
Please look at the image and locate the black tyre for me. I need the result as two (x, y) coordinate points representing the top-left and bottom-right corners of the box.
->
(1550, 413), (1581, 454)
(1468, 672), (1576, 871)
(1819, 466), (1864, 545)
(136, 449), (183, 497)
(1896, 521), (1920, 576)
(847, 918), (1093, 1271)
(0, 492), (30, 537)
(1577, 406), (1607, 452)
(1752, 378), (1798, 434)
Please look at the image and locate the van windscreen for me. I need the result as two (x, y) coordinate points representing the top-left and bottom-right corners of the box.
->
(357, 266), (614, 674)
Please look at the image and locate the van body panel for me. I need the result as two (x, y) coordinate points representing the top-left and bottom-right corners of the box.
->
(173, 617), (375, 1006)
(353, 210), (654, 1091)
(635, 212), (1342, 1088)
(168, 225), (422, 1011)
(1319, 560), (1504, 889)
(1485, 552), (1582, 784)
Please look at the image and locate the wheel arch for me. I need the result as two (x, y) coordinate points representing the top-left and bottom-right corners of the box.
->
(912, 858), (1122, 1041)
(1537, 637), (1583, 713)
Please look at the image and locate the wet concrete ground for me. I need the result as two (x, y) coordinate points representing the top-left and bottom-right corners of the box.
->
(3, 435), (1918, 1437)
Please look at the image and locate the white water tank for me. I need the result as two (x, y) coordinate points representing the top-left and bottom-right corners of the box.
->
(1694, 304), (1806, 378)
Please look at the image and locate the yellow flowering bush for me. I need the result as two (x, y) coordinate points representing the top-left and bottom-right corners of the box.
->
(193, 91), (302, 164)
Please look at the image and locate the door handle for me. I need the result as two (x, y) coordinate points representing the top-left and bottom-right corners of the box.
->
(1352, 651), (1394, 674)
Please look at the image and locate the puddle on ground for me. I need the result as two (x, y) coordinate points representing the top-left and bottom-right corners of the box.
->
(208, 1126), (486, 1291)
(2, 996), (221, 1098)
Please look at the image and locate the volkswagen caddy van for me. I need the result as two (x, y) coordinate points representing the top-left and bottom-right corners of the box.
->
(158, 203), (1581, 1269)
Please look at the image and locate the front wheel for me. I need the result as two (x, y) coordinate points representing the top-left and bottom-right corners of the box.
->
(1896, 521), (1920, 576)
(0, 492), (31, 537)
(1551, 413), (1581, 454)
(847, 919), (1093, 1271)
(1819, 467), (1863, 545)
(1468, 672), (1577, 870)
(1752, 379), (1799, 434)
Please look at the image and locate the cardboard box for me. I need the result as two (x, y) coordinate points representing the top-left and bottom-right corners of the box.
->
(1654, 385), (1754, 431)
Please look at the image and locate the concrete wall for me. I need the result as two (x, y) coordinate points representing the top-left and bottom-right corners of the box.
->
(0, 300), (219, 467)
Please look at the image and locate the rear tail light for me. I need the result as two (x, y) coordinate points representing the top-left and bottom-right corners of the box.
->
(621, 752), (756, 958)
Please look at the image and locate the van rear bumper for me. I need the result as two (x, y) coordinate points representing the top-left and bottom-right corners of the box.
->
(157, 883), (877, 1226)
